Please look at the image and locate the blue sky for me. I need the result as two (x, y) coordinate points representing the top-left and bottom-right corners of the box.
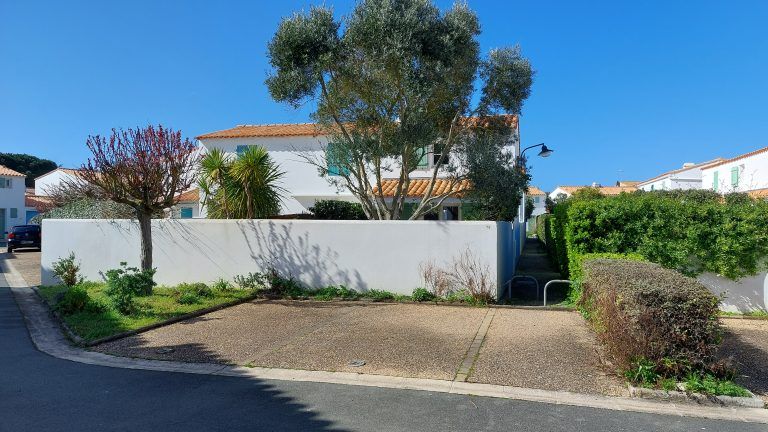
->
(1, 0), (766, 191)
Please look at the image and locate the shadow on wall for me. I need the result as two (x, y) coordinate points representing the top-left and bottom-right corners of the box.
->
(237, 220), (368, 291)
(698, 272), (768, 313)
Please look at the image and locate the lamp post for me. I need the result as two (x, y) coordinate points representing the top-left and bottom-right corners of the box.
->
(517, 142), (553, 228)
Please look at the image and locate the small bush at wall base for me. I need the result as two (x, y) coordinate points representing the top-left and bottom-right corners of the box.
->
(104, 263), (157, 314)
(212, 278), (234, 291)
(52, 253), (82, 287)
(411, 287), (435, 302)
(580, 258), (723, 381)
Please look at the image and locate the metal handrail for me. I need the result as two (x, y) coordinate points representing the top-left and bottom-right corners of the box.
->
(507, 275), (540, 300)
(543, 280), (572, 306)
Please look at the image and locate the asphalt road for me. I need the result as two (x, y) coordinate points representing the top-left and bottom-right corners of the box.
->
(0, 283), (763, 431)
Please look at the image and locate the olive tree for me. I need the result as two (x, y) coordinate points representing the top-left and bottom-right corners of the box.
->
(266, 0), (534, 220)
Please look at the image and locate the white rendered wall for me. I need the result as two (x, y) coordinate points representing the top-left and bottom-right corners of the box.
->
(41, 219), (515, 297)
(702, 150), (768, 193)
(698, 272), (767, 313)
(0, 175), (26, 234)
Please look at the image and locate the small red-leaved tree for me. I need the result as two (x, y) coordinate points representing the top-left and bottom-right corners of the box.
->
(78, 125), (198, 271)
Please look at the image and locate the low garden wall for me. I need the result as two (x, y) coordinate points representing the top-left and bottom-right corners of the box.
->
(41, 219), (518, 297)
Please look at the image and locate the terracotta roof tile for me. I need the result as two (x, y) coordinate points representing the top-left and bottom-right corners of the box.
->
(25, 194), (53, 211)
(373, 178), (471, 198)
(705, 146), (768, 169)
(0, 165), (26, 177)
(527, 186), (546, 195)
(554, 185), (636, 196)
(175, 188), (199, 203)
(748, 188), (768, 199)
(196, 115), (518, 140)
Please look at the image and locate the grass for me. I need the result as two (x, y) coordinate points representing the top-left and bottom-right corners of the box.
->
(38, 282), (255, 342)
(720, 310), (768, 319)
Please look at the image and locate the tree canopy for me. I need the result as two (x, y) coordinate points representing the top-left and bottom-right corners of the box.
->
(0, 153), (57, 188)
(266, 0), (534, 220)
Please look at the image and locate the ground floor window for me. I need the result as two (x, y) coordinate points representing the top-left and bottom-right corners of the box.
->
(180, 207), (193, 219)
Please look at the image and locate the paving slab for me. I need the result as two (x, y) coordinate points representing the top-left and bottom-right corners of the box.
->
(719, 318), (768, 403)
(467, 308), (626, 396)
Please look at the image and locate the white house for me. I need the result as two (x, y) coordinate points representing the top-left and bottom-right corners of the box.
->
(548, 184), (637, 200)
(196, 116), (520, 221)
(34, 167), (84, 196)
(636, 159), (724, 192)
(701, 146), (768, 195)
(528, 186), (546, 217)
(0, 165), (27, 239)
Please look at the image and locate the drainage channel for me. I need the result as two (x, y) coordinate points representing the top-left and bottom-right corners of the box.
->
(454, 308), (496, 382)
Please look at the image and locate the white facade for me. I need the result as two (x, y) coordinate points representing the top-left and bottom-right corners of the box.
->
(34, 168), (83, 196)
(0, 171), (27, 238)
(41, 218), (520, 297)
(198, 122), (520, 218)
(701, 147), (768, 194)
(637, 159), (722, 192)
(198, 135), (354, 215)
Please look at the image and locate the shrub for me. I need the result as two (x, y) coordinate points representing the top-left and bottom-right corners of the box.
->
(418, 248), (495, 302)
(212, 278), (234, 291)
(233, 272), (268, 290)
(177, 282), (213, 298)
(548, 190), (768, 281)
(411, 287), (435, 302)
(313, 285), (359, 300)
(104, 263), (157, 314)
(365, 289), (395, 301)
(52, 253), (82, 287)
(580, 259), (722, 378)
(177, 291), (201, 305)
(310, 200), (367, 220)
(55, 285), (89, 314)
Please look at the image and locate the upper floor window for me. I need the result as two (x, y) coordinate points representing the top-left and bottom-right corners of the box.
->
(712, 171), (719, 191)
(236, 145), (249, 157)
(731, 167), (740, 188)
(326, 142), (349, 176)
(0, 178), (11, 188)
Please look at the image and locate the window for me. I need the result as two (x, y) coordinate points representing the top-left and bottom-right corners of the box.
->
(432, 149), (450, 167)
(326, 142), (349, 176)
(416, 147), (429, 169)
(534, 196), (540, 203)
(731, 167), (739, 188)
(180, 207), (193, 219)
(236, 145), (249, 157)
(712, 171), (719, 191)
(10, 208), (17, 218)
(442, 206), (459, 221)
(0, 178), (10, 188)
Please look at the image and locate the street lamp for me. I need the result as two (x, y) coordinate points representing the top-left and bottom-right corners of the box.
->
(517, 142), (553, 234)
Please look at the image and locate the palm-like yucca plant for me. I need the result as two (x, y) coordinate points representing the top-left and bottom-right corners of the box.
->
(198, 146), (285, 219)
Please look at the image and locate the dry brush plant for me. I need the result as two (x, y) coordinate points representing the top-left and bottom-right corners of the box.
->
(420, 248), (495, 302)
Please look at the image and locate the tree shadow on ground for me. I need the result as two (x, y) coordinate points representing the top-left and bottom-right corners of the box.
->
(91, 338), (348, 431)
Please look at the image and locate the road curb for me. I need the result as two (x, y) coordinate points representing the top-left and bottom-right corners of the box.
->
(3, 258), (768, 423)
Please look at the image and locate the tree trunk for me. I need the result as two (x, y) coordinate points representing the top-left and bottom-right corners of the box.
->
(137, 209), (153, 271)
(245, 185), (254, 219)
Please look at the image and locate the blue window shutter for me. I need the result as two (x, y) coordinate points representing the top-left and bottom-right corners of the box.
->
(417, 147), (429, 169)
(236, 145), (248, 157)
(713, 171), (719, 191)
(326, 143), (349, 176)
(180, 208), (193, 219)
(10, 208), (17, 218)
(731, 167), (739, 187)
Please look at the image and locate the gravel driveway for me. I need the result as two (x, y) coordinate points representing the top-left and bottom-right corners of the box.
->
(0, 249), (41, 286)
(94, 300), (624, 395)
(719, 318), (768, 403)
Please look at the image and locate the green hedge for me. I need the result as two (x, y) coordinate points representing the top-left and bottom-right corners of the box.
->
(546, 190), (768, 280)
(309, 200), (367, 220)
(580, 258), (723, 377)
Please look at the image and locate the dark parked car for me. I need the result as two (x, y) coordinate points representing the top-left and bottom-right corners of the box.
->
(7, 225), (41, 252)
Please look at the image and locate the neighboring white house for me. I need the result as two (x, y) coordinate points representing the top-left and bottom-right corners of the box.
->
(0, 165), (27, 239)
(196, 116), (520, 220)
(548, 184), (637, 201)
(528, 186), (546, 217)
(34, 167), (84, 196)
(171, 188), (201, 219)
(636, 159), (724, 192)
(701, 145), (768, 195)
